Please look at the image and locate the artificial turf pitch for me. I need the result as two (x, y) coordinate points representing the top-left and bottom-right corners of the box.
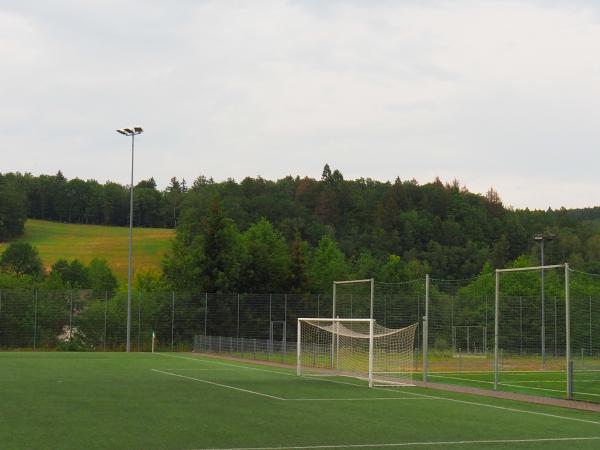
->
(1, 352), (599, 449)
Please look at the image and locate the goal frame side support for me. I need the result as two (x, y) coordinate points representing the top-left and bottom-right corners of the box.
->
(494, 263), (572, 399)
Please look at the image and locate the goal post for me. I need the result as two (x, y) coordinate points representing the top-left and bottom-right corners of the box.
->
(297, 318), (418, 387)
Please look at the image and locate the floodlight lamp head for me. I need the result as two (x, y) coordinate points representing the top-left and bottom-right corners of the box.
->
(116, 126), (144, 136)
(534, 234), (544, 242)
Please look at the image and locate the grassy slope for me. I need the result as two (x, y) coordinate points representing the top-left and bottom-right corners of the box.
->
(1, 352), (599, 450)
(0, 219), (174, 282)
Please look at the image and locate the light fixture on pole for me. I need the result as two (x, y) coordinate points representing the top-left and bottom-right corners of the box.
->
(116, 126), (144, 352)
(533, 232), (555, 368)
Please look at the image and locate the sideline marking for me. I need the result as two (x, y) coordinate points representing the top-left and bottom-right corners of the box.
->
(155, 353), (600, 425)
(191, 436), (600, 449)
(429, 374), (600, 397)
(151, 369), (285, 400)
(285, 397), (433, 401)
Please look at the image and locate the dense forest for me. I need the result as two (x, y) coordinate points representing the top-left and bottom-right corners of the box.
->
(1, 165), (600, 292)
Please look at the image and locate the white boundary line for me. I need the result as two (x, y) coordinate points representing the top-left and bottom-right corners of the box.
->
(429, 374), (600, 397)
(151, 369), (285, 400)
(190, 436), (600, 449)
(155, 353), (600, 425)
(284, 397), (433, 401)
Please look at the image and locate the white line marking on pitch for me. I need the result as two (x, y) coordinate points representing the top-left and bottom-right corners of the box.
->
(285, 397), (434, 401)
(155, 353), (600, 425)
(429, 374), (600, 397)
(190, 436), (600, 449)
(150, 369), (285, 400)
(153, 368), (236, 371)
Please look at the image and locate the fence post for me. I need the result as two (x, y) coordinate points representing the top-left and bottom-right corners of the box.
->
(565, 263), (573, 400)
(317, 294), (320, 317)
(554, 296), (557, 357)
(284, 294), (288, 353)
(590, 296), (593, 357)
(237, 294), (240, 342)
(423, 274), (429, 383)
(104, 291), (108, 351)
(519, 296), (523, 355)
(69, 290), (73, 340)
(138, 296), (141, 351)
(494, 270), (500, 390)
(204, 293), (208, 337)
(33, 290), (38, 350)
(171, 292), (175, 352)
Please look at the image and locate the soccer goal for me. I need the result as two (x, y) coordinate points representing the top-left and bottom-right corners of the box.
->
(297, 318), (418, 386)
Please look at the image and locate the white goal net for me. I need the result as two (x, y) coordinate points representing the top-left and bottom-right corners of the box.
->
(297, 318), (418, 386)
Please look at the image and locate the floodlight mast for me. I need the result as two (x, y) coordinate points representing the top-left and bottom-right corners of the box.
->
(533, 233), (555, 368)
(116, 126), (144, 352)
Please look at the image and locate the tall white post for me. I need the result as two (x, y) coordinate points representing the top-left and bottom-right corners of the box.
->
(494, 269), (500, 390)
(331, 282), (336, 368)
(565, 263), (573, 399)
(368, 318), (374, 387)
(541, 241), (546, 369)
(297, 319), (301, 376)
(369, 278), (375, 321)
(369, 278), (375, 387)
(126, 133), (134, 353)
(423, 274), (429, 383)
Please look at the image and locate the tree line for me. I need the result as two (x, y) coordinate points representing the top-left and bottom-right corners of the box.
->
(2, 165), (600, 292)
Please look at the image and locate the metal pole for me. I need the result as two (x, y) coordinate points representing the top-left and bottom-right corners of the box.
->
(541, 240), (545, 368)
(590, 296), (593, 357)
(519, 296), (523, 355)
(236, 294), (240, 340)
(331, 283), (336, 368)
(103, 291), (108, 351)
(494, 270), (500, 390)
(297, 319), (301, 376)
(565, 263), (573, 399)
(284, 294), (288, 354)
(137, 298), (141, 351)
(317, 294), (320, 317)
(69, 290), (73, 340)
(33, 291), (38, 350)
(204, 293), (208, 337)
(554, 296), (557, 357)
(126, 133), (135, 352)
(423, 274), (429, 383)
(368, 318), (374, 387)
(370, 278), (374, 321)
(171, 292), (175, 351)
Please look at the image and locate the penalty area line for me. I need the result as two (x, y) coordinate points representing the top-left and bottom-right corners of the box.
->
(150, 369), (285, 400)
(191, 436), (600, 449)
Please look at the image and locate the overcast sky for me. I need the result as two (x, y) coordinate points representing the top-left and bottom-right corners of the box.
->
(2, 0), (599, 209)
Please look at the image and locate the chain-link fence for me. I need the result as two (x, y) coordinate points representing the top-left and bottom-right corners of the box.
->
(2, 268), (599, 403)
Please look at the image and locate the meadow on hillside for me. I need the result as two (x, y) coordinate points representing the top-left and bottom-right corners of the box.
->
(0, 220), (174, 282)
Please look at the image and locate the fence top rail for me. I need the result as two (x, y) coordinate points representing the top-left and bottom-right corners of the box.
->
(299, 317), (373, 322)
(496, 264), (565, 273)
(333, 279), (373, 285)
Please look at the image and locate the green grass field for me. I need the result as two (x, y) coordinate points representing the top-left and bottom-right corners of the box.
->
(0, 220), (174, 282)
(2, 352), (600, 449)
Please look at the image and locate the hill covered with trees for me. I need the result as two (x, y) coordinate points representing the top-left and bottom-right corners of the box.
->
(1, 165), (599, 292)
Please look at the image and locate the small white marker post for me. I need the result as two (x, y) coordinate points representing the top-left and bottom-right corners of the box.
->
(152, 331), (156, 353)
